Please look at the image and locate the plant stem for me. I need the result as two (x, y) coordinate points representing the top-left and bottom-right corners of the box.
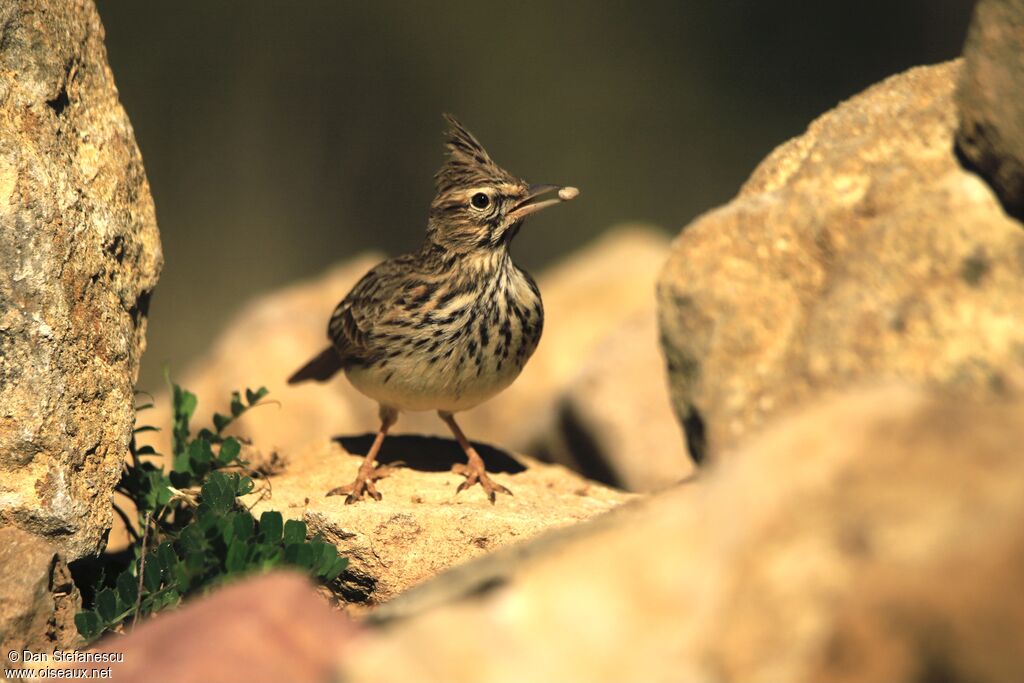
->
(132, 510), (152, 630)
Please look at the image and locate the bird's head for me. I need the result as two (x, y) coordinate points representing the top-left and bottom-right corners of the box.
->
(427, 114), (578, 254)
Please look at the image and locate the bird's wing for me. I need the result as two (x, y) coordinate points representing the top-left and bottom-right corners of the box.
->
(327, 254), (421, 365)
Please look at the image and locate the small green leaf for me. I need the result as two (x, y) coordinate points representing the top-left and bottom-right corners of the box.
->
(155, 482), (173, 506)
(75, 611), (102, 640)
(284, 542), (314, 568)
(96, 588), (119, 622)
(233, 513), (254, 541)
(134, 445), (158, 456)
(188, 438), (213, 465)
(237, 476), (254, 496)
(116, 571), (138, 606)
(202, 472), (233, 514)
(230, 391), (246, 417)
(219, 437), (241, 464)
(142, 555), (162, 593)
(213, 413), (231, 433)
(246, 387), (269, 405)
(226, 541), (247, 573)
(172, 448), (192, 475)
(177, 388), (198, 420)
(157, 542), (177, 572)
(283, 519), (307, 546)
(259, 511), (283, 542)
(322, 555), (348, 581)
(221, 512), (239, 544)
(133, 425), (160, 434)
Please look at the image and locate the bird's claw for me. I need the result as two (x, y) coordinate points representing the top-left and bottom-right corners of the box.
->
(326, 463), (392, 503)
(452, 462), (512, 504)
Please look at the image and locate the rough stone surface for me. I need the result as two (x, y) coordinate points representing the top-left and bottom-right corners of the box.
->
(83, 572), (355, 683)
(0, 0), (163, 560)
(338, 385), (1024, 683)
(245, 438), (632, 606)
(0, 527), (81, 659)
(140, 226), (676, 489)
(657, 61), (1024, 461)
(957, 0), (1024, 217)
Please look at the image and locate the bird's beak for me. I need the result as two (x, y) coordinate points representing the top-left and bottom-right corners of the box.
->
(507, 184), (579, 223)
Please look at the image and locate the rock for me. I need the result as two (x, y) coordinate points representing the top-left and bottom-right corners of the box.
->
(534, 309), (693, 491)
(657, 60), (1024, 461)
(140, 226), (674, 488)
(957, 0), (1024, 217)
(0, 0), (162, 560)
(337, 385), (1024, 683)
(0, 527), (81, 660)
(245, 438), (632, 606)
(89, 571), (355, 683)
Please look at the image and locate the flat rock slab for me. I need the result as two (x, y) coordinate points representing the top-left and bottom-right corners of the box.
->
(247, 437), (632, 606)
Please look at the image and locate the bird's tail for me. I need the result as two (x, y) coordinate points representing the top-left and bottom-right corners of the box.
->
(287, 346), (343, 384)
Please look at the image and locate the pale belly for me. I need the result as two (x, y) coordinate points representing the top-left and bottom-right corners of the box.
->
(345, 351), (526, 413)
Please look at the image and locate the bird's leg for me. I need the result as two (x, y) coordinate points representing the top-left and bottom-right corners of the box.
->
(438, 411), (512, 504)
(327, 406), (398, 504)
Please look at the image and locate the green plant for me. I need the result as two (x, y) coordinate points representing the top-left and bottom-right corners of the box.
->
(74, 379), (346, 642)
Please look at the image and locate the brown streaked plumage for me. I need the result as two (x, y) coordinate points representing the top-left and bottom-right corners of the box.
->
(288, 114), (578, 503)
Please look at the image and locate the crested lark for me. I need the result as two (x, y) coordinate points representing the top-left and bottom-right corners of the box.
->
(288, 115), (578, 503)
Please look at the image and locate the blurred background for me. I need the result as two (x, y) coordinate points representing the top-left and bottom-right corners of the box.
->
(95, 1), (976, 391)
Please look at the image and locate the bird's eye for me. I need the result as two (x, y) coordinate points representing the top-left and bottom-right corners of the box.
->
(470, 192), (490, 210)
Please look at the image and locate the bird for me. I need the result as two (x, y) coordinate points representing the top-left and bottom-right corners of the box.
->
(288, 114), (579, 504)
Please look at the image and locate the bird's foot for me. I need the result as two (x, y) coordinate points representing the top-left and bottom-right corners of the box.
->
(326, 463), (397, 504)
(452, 461), (512, 504)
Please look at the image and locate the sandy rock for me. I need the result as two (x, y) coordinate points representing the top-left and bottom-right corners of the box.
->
(0, 0), (162, 560)
(657, 60), (1024, 461)
(0, 527), (81, 660)
(337, 385), (1024, 683)
(534, 309), (693, 491)
(88, 571), (355, 683)
(245, 437), (631, 605)
(142, 226), (672, 484)
(957, 0), (1024, 216)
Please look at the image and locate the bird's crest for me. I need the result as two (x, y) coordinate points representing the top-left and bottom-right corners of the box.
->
(435, 114), (518, 193)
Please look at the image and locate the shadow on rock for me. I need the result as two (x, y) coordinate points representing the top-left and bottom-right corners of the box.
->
(333, 434), (527, 474)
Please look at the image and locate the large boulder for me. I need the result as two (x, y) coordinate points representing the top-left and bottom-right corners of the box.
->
(0, 0), (162, 560)
(337, 385), (1024, 683)
(533, 308), (693, 491)
(957, 0), (1024, 216)
(657, 60), (1024, 461)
